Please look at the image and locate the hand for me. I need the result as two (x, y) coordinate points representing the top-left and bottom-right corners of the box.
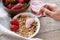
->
(39, 3), (60, 21)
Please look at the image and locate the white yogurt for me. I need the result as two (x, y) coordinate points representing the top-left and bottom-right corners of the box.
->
(30, 0), (43, 17)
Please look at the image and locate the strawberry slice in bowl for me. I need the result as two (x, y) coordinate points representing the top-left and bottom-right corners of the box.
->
(11, 3), (22, 10)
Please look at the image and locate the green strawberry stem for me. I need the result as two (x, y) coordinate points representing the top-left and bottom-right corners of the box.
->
(22, 3), (27, 8)
(10, 0), (16, 5)
(4, 2), (8, 6)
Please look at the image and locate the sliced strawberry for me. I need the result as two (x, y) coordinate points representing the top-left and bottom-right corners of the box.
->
(7, 4), (13, 9)
(11, 3), (22, 10)
(17, 0), (24, 3)
(10, 25), (19, 32)
(4, 0), (10, 3)
(10, 19), (19, 26)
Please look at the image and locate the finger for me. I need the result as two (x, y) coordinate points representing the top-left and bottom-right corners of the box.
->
(46, 3), (57, 11)
(39, 3), (56, 14)
(41, 3), (57, 11)
(44, 8), (54, 17)
(39, 7), (44, 14)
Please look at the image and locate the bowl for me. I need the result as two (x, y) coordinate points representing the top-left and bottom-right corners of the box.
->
(13, 12), (40, 39)
(1, 0), (30, 15)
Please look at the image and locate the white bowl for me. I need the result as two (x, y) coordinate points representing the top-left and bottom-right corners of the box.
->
(13, 12), (40, 39)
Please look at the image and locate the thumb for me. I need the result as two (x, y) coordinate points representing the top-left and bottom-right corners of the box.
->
(44, 8), (54, 17)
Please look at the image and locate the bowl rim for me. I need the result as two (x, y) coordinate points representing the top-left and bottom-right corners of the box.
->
(1, 0), (30, 11)
(13, 12), (40, 39)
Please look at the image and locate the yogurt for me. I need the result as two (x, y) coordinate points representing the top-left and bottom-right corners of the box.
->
(30, 0), (43, 17)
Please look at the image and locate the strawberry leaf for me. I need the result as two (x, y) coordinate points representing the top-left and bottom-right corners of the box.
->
(22, 3), (27, 8)
(10, 0), (16, 5)
(4, 2), (8, 6)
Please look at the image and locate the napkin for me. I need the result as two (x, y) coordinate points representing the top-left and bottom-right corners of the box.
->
(0, 24), (27, 40)
(0, 0), (42, 40)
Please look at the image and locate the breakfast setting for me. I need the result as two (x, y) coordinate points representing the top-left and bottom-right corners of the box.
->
(0, 0), (60, 40)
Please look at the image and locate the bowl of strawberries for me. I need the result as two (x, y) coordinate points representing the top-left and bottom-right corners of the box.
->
(2, 0), (30, 15)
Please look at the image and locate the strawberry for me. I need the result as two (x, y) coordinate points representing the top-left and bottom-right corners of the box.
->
(10, 25), (19, 32)
(4, 0), (10, 3)
(11, 3), (22, 10)
(17, 0), (24, 3)
(7, 4), (13, 9)
(10, 19), (19, 26)
(24, 0), (30, 4)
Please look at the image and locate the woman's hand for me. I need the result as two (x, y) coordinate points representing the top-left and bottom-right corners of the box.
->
(40, 3), (60, 21)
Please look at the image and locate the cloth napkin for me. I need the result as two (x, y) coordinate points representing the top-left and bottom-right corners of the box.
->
(0, 0), (42, 40)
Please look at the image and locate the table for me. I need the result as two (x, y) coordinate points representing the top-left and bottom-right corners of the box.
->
(35, 0), (60, 40)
